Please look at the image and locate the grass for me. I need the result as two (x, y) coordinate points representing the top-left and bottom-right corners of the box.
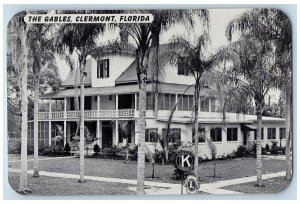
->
(221, 176), (291, 194)
(8, 155), (287, 184)
(8, 172), (136, 196)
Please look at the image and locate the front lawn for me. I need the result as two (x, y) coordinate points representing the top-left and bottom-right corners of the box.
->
(8, 172), (136, 196)
(8, 155), (287, 184)
(221, 176), (291, 194)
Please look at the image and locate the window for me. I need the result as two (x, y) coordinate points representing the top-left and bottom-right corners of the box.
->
(280, 128), (285, 139)
(254, 128), (264, 140)
(177, 61), (189, 76)
(97, 59), (109, 78)
(267, 128), (276, 139)
(227, 128), (238, 141)
(211, 98), (219, 112)
(162, 128), (181, 143)
(210, 128), (222, 142)
(200, 97), (209, 112)
(145, 128), (159, 142)
(146, 93), (155, 110)
(178, 94), (194, 111)
(158, 93), (176, 110)
(192, 127), (206, 143)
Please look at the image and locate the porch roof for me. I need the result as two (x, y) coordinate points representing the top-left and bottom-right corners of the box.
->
(40, 83), (209, 99)
(156, 115), (285, 124)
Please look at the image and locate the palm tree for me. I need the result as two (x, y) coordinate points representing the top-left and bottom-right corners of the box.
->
(167, 32), (213, 177)
(55, 10), (106, 182)
(114, 9), (209, 194)
(7, 11), (31, 193)
(226, 8), (292, 182)
(27, 22), (54, 177)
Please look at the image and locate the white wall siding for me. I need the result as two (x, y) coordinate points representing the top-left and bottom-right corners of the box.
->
(91, 55), (134, 87)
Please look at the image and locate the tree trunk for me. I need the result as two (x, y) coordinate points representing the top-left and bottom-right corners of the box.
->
(33, 77), (39, 177)
(194, 83), (200, 177)
(256, 104), (263, 186)
(79, 61), (85, 182)
(19, 33), (30, 193)
(285, 82), (292, 180)
(137, 73), (147, 195)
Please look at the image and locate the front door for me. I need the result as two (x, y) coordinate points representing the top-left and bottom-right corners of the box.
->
(102, 123), (113, 148)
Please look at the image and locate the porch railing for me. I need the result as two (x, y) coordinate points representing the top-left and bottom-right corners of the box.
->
(38, 109), (135, 120)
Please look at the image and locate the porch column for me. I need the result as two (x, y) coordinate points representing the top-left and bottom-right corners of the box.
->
(131, 121), (135, 144)
(63, 120), (67, 146)
(96, 120), (100, 146)
(134, 93), (137, 110)
(64, 97), (67, 119)
(49, 99), (52, 119)
(48, 121), (51, 146)
(115, 120), (119, 145)
(67, 122), (71, 143)
(97, 95), (100, 110)
(99, 121), (102, 148)
(208, 98), (212, 113)
(175, 93), (178, 111)
(116, 94), (119, 117)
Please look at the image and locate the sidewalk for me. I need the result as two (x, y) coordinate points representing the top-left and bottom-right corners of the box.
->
(8, 168), (286, 195)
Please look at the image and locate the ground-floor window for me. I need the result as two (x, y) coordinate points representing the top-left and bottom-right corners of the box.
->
(210, 128), (222, 142)
(227, 128), (238, 141)
(192, 127), (206, 143)
(145, 128), (159, 142)
(162, 128), (181, 143)
(254, 128), (264, 140)
(267, 128), (276, 139)
(280, 128), (285, 139)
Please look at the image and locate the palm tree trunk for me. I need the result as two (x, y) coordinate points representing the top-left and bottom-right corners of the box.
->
(194, 83), (200, 177)
(19, 33), (30, 193)
(285, 83), (292, 180)
(79, 62), (85, 182)
(33, 77), (39, 177)
(137, 73), (147, 195)
(256, 104), (263, 186)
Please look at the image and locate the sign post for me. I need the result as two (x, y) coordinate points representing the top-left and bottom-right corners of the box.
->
(175, 151), (198, 194)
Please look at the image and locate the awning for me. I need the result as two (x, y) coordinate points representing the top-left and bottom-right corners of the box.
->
(241, 124), (257, 131)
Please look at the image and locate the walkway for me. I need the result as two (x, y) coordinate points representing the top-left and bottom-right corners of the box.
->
(8, 168), (286, 195)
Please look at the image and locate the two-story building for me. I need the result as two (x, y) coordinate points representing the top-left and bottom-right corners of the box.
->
(28, 45), (286, 158)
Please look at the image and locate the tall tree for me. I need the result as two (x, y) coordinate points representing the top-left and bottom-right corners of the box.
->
(226, 8), (292, 181)
(167, 32), (213, 177)
(55, 10), (106, 182)
(115, 9), (209, 194)
(7, 11), (31, 193)
(27, 22), (55, 177)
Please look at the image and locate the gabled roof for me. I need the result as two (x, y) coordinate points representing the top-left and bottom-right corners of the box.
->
(115, 44), (178, 84)
(61, 60), (92, 87)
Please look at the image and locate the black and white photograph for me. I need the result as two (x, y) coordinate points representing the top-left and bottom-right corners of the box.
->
(6, 8), (293, 196)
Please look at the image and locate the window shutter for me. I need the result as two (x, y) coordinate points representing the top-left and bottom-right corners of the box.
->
(100, 60), (103, 78)
(107, 59), (109, 77)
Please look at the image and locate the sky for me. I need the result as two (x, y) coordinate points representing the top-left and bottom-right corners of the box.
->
(56, 9), (248, 81)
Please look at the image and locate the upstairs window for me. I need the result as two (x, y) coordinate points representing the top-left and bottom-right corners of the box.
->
(200, 97), (209, 112)
(211, 98), (219, 112)
(158, 93), (176, 110)
(97, 59), (109, 78)
(177, 61), (189, 76)
(178, 94), (194, 111)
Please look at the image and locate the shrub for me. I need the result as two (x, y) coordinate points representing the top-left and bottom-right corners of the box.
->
(8, 139), (21, 154)
(265, 144), (270, 152)
(41, 144), (64, 156)
(93, 144), (100, 155)
(235, 145), (252, 158)
(63, 143), (71, 156)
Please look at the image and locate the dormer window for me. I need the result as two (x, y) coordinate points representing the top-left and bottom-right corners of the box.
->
(177, 61), (189, 76)
(97, 59), (109, 78)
